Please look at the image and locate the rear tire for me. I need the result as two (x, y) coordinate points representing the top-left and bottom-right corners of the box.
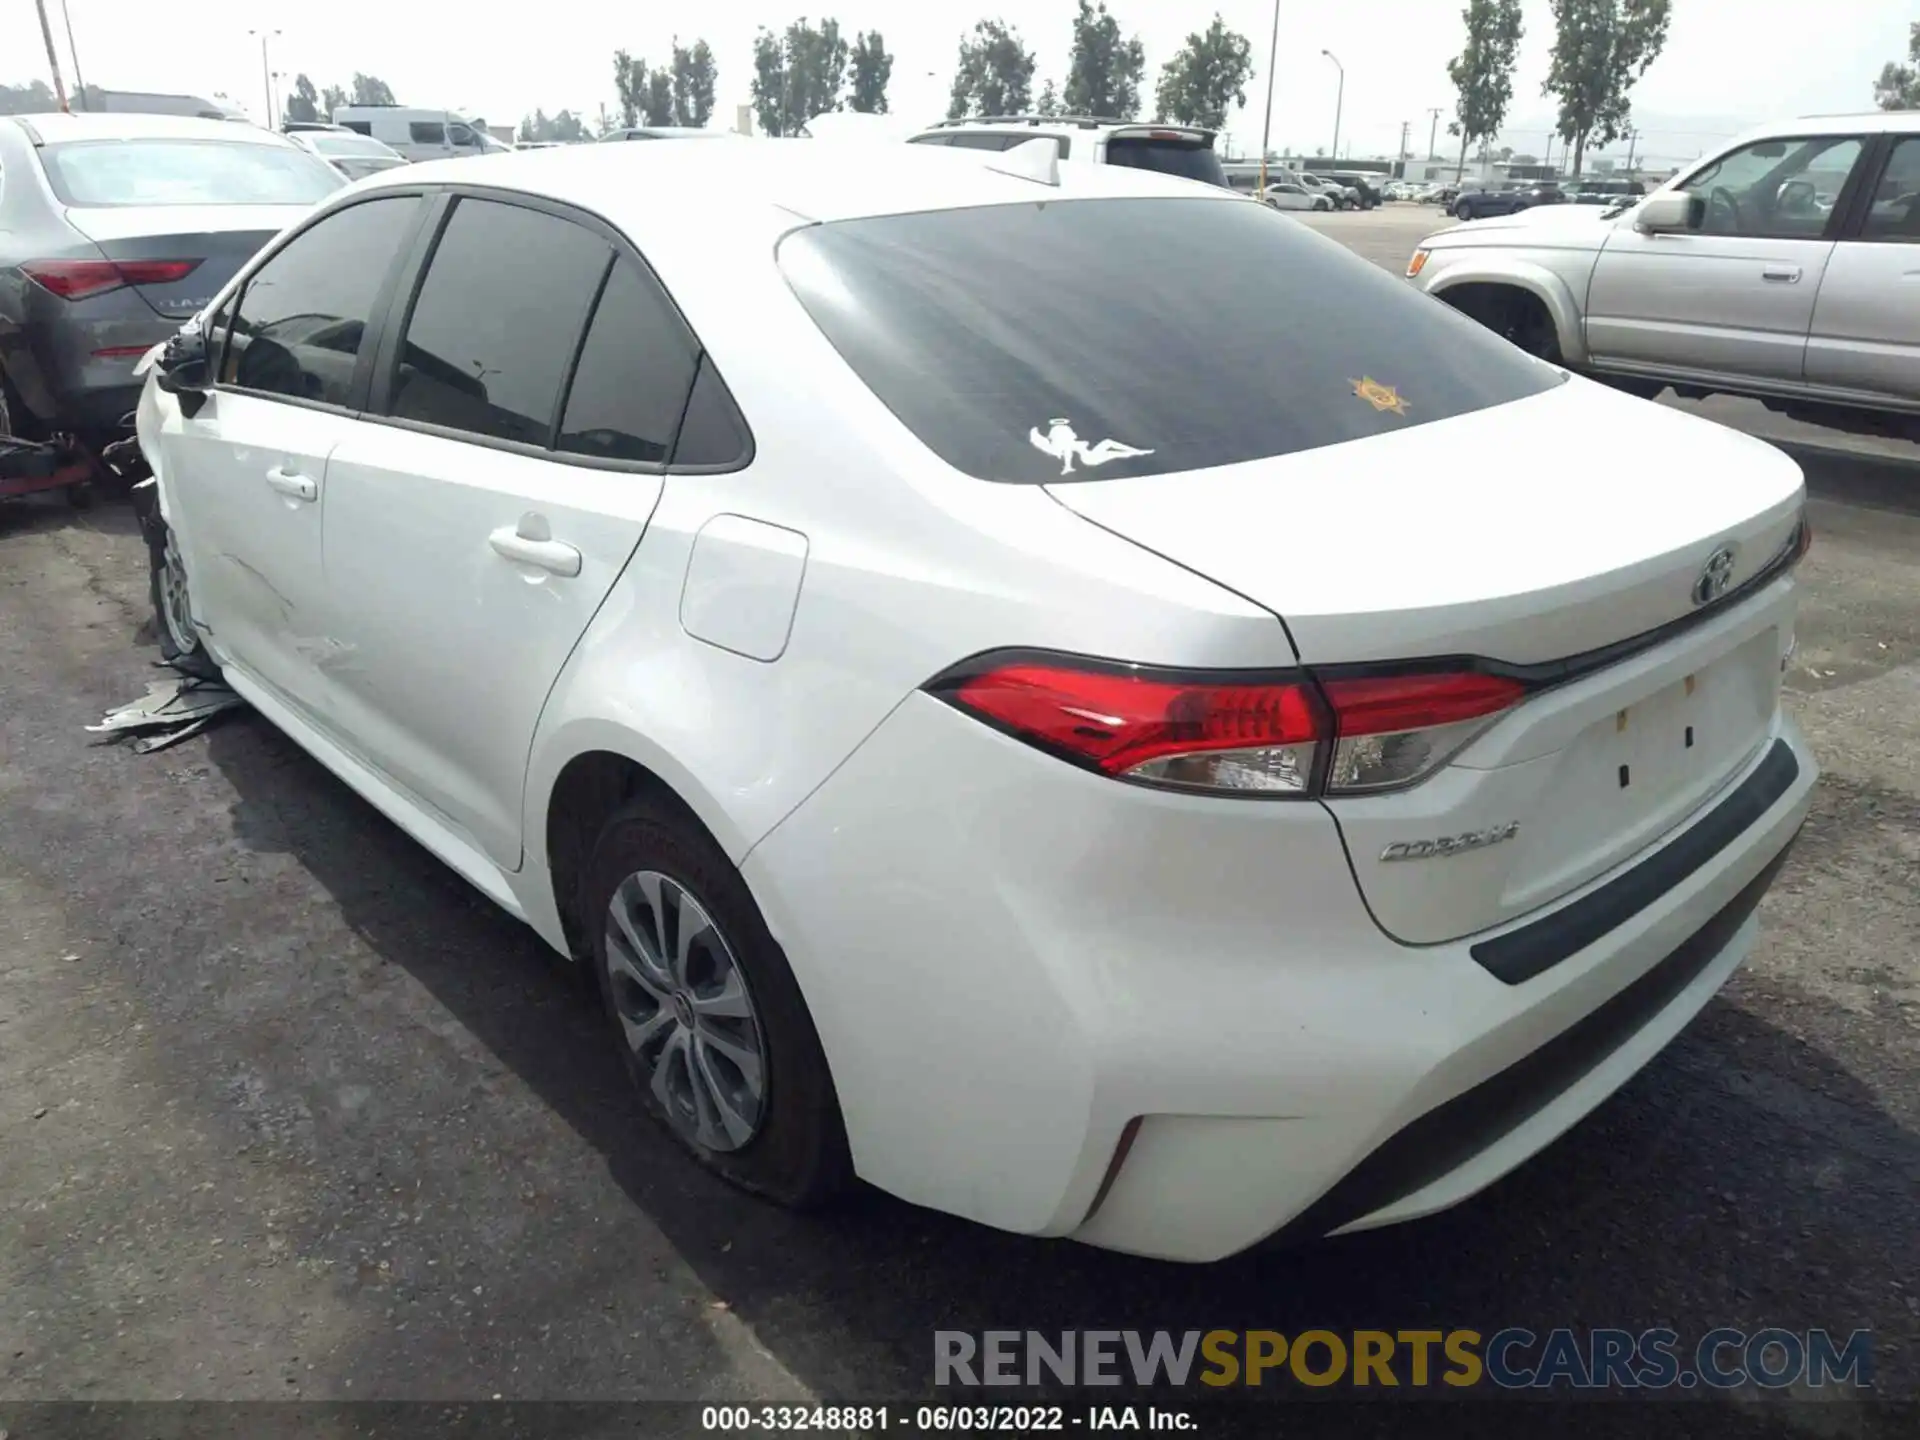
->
(585, 795), (853, 1208)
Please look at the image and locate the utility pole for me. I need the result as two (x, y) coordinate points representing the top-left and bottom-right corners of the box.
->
(1427, 107), (1443, 160)
(1625, 127), (1639, 177)
(32, 0), (70, 111)
(57, 0), (86, 109)
(1544, 133), (1553, 173)
(1257, 0), (1281, 196)
(1321, 50), (1344, 166)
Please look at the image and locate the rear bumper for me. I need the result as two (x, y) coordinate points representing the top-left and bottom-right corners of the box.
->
(745, 696), (1816, 1264)
(3, 299), (171, 432)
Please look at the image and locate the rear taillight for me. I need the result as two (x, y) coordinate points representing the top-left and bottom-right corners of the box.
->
(928, 653), (1528, 798)
(20, 258), (201, 300)
(1319, 672), (1527, 793)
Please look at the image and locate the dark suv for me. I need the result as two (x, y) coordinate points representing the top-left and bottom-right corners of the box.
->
(1325, 171), (1383, 209)
(1452, 182), (1565, 221)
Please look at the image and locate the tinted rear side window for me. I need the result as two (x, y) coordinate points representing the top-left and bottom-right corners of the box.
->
(386, 197), (609, 446)
(1104, 136), (1226, 187)
(409, 122), (446, 144)
(557, 259), (699, 464)
(780, 198), (1563, 484)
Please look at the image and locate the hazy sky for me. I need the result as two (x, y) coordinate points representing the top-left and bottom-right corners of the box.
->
(9, 0), (1915, 164)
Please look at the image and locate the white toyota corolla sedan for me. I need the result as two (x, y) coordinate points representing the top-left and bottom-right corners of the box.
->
(135, 137), (1817, 1262)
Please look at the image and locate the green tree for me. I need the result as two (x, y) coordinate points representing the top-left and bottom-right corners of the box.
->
(947, 18), (1036, 119)
(1446, 0), (1524, 182)
(0, 80), (59, 115)
(751, 18), (850, 135)
(350, 73), (398, 106)
(1064, 2), (1146, 119)
(1875, 22), (1920, 109)
(848, 30), (893, 113)
(670, 38), (718, 127)
(614, 50), (642, 127)
(643, 68), (675, 126)
(1152, 14), (1253, 129)
(321, 84), (349, 117)
(1036, 78), (1062, 116)
(284, 74), (321, 123)
(519, 111), (542, 142)
(1542, 0), (1671, 176)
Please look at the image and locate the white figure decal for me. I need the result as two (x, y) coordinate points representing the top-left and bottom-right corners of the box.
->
(1028, 418), (1155, 476)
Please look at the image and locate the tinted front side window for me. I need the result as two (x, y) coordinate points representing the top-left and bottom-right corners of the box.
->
(222, 196), (422, 405)
(780, 198), (1563, 483)
(557, 260), (699, 463)
(387, 198), (609, 446)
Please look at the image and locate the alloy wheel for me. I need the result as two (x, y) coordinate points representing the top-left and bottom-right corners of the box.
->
(604, 870), (768, 1153)
(158, 531), (198, 656)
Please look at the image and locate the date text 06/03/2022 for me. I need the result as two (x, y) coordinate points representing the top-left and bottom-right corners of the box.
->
(702, 1405), (1195, 1431)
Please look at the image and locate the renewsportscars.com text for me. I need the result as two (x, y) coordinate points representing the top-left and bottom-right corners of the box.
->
(934, 1328), (1873, 1391)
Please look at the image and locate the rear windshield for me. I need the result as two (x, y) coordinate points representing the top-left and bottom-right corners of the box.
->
(40, 140), (342, 207)
(779, 197), (1564, 484)
(1105, 135), (1225, 187)
(311, 133), (394, 159)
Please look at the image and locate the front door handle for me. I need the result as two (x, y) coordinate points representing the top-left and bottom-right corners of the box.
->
(1761, 265), (1801, 283)
(265, 466), (318, 501)
(489, 514), (582, 577)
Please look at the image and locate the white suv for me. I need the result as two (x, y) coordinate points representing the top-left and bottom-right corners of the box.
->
(907, 114), (1228, 187)
(134, 139), (1814, 1262)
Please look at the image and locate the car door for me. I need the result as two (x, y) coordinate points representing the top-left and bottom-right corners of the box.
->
(1585, 133), (1870, 382)
(316, 194), (701, 869)
(1804, 133), (1920, 405)
(155, 193), (426, 714)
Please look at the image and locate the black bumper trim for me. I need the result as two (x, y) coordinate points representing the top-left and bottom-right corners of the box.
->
(1265, 830), (1800, 1249)
(1471, 738), (1801, 986)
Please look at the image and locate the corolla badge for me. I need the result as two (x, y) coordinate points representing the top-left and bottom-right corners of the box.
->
(1380, 821), (1520, 862)
(1692, 545), (1738, 607)
(1028, 418), (1154, 476)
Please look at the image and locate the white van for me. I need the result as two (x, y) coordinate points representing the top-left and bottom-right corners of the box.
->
(331, 106), (508, 163)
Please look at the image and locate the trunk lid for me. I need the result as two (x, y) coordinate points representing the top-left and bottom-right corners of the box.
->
(1047, 380), (1806, 943)
(63, 205), (307, 318)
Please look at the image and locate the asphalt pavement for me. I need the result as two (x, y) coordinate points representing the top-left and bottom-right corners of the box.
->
(1, 206), (1915, 1434)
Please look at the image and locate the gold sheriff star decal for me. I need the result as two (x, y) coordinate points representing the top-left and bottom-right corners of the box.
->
(1350, 376), (1411, 415)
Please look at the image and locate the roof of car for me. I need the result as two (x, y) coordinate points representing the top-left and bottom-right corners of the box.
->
(371, 136), (1235, 226)
(1741, 110), (1920, 140)
(7, 111), (292, 146)
(916, 115), (1214, 140)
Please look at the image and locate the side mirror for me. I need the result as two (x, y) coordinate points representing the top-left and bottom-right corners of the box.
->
(1635, 190), (1704, 234)
(155, 328), (211, 418)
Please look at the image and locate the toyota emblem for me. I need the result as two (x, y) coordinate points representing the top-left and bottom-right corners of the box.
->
(1692, 545), (1738, 607)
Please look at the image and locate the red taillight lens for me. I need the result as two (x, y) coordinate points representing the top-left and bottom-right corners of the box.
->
(931, 653), (1532, 798)
(1320, 671), (1527, 794)
(21, 258), (200, 300)
(935, 657), (1325, 796)
(113, 259), (202, 286)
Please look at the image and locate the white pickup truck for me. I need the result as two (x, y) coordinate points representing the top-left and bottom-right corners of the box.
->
(1405, 110), (1920, 442)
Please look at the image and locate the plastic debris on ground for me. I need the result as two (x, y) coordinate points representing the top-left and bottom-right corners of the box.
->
(86, 673), (246, 753)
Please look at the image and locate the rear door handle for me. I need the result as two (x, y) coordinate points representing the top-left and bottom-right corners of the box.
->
(1761, 265), (1801, 283)
(489, 517), (582, 577)
(265, 466), (318, 501)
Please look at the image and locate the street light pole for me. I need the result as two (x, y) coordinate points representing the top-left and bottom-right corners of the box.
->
(1321, 50), (1343, 164)
(1257, 0), (1281, 196)
(1428, 107), (1443, 161)
(249, 28), (281, 129)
